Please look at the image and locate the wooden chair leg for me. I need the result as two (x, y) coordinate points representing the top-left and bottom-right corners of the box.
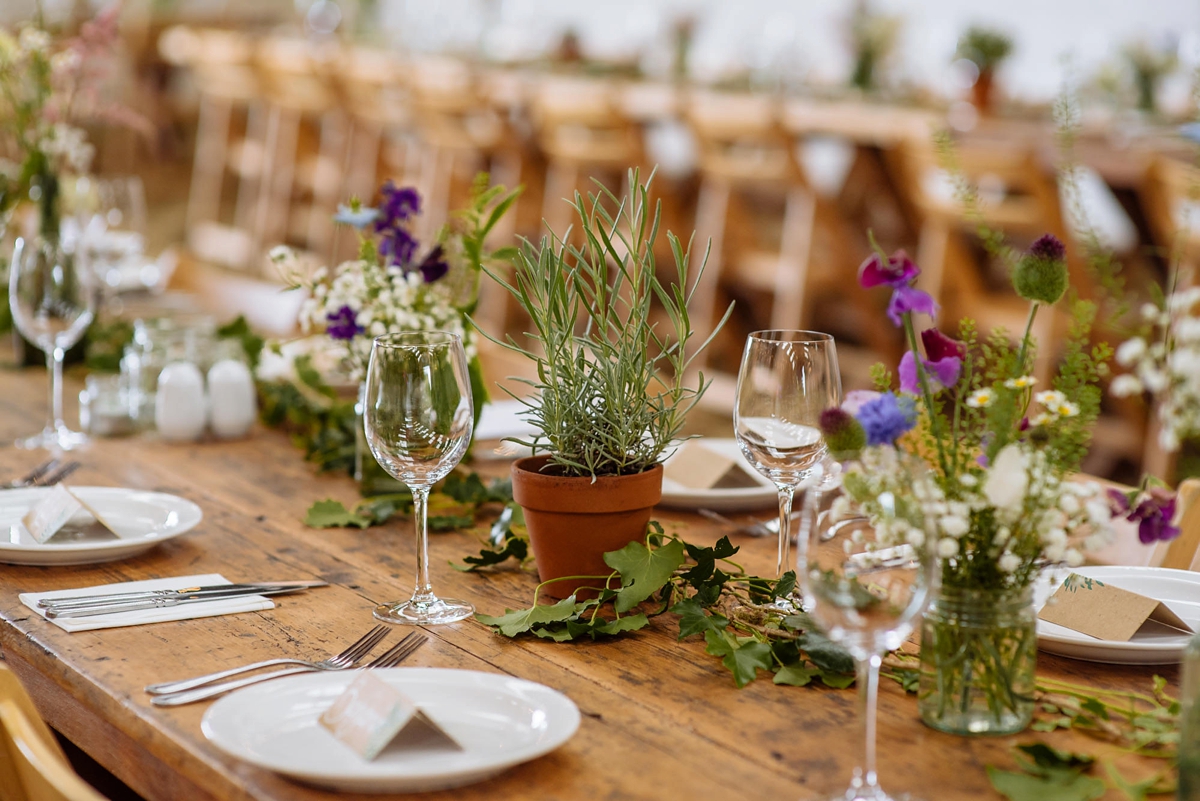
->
(185, 95), (231, 236)
(309, 109), (348, 261)
(541, 162), (579, 240)
(772, 186), (816, 331)
(232, 100), (268, 253)
(689, 177), (731, 368)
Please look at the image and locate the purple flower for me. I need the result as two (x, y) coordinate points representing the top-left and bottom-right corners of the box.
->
(898, 328), (965, 393)
(922, 328), (966, 362)
(887, 286), (939, 326)
(1112, 487), (1180, 544)
(899, 351), (962, 393)
(375, 182), (421, 231)
(417, 245), (449, 283)
(855, 392), (917, 446)
(1029, 233), (1066, 262)
(858, 250), (919, 289)
(325, 305), (363, 341)
(379, 227), (418, 267)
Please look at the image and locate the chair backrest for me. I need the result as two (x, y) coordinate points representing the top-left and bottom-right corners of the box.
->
(531, 77), (642, 168)
(686, 90), (803, 187)
(1143, 156), (1200, 280)
(0, 666), (107, 801)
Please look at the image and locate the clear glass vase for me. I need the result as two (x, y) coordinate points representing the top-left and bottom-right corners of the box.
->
(917, 584), (1037, 736)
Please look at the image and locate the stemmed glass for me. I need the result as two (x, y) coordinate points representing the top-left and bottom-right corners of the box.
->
(82, 176), (147, 312)
(798, 474), (936, 801)
(364, 331), (475, 625)
(733, 330), (841, 580)
(9, 234), (96, 451)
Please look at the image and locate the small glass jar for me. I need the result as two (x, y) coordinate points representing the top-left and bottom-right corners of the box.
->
(918, 584), (1037, 736)
(1180, 634), (1200, 799)
(79, 373), (138, 437)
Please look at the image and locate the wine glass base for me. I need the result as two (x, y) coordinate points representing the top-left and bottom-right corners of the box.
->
(374, 597), (474, 626)
(825, 788), (918, 801)
(15, 427), (89, 453)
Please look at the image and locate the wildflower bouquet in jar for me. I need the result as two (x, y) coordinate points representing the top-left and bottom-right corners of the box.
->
(818, 234), (1176, 736)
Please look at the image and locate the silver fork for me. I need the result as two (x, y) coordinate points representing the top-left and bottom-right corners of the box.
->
(144, 624), (389, 695)
(36, 461), (80, 486)
(150, 631), (425, 707)
(3, 459), (60, 489)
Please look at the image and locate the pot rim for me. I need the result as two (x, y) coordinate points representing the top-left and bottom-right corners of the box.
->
(511, 454), (663, 513)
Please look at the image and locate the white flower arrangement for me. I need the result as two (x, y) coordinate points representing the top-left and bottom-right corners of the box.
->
(1111, 286), (1200, 453)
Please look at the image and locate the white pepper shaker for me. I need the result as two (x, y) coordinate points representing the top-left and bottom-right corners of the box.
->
(207, 355), (256, 439)
(155, 362), (207, 442)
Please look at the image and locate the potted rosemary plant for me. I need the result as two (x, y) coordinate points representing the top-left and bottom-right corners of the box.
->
(483, 171), (728, 597)
(956, 26), (1013, 115)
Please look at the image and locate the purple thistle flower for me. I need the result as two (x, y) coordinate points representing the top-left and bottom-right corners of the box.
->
(887, 286), (939, 326)
(1028, 233), (1066, 262)
(375, 182), (421, 232)
(417, 244), (449, 283)
(855, 392), (917, 446)
(325, 305), (363, 341)
(858, 250), (920, 289)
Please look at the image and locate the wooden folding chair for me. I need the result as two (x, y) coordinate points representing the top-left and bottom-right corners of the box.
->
(0, 665), (107, 801)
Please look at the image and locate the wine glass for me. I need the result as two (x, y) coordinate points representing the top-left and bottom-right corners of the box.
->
(798, 472), (937, 801)
(9, 234), (96, 451)
(83, 176), (147, 310)
(364, 331), (475, 625)
(733, 330), (841, 581)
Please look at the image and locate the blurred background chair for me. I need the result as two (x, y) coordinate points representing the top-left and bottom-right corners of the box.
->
(0, 665), (108, 801)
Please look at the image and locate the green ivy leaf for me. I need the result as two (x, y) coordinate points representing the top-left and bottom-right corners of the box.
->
(476, 595), (585, 637)
(442, 472), (490, 505)
(986, 767), (1105, 801)
(1030, 717), (1073, 733)
(773, 571), (797, 599)
(593, 614), (650, 636)
(1017, 743), (1096, 772)
(774, 663), (818, 687)
(1103, 763), (1173, 801)
(1080, 698), (1109, 720)
(799, 631), (855, 675)
(428, 514), (475, 531)
(883, 668), (920, 694)
(304, 499), (373, 529)
(703, 631), (772, 688)
(817, 670), (856, 689)
(670, 598), (728, 639)
(452, 531), (529, 572)
(604, 537), (687, 613)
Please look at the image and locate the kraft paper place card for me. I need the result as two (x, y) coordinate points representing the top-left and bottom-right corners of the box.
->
(1038, 573), (1194, 641)
(319, 672), (461, 761)
(664, 441), (760, 490)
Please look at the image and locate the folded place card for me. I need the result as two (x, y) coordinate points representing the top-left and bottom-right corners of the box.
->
(320, 672), (462, 761)
(664, 441), (760, 490)
(1038, 573), (1194, 641)
(22, 485), (86, 543)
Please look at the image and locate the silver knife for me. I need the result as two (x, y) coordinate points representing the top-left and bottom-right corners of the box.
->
(45, 585), (320, 619)
(38, 581), (327, 609)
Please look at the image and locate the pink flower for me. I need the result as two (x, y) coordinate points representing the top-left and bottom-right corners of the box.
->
(899, 351), (962, 394)
(921, 328), (965, 362)
(858, 250), (919, 289)
(841, 390), (882, 415)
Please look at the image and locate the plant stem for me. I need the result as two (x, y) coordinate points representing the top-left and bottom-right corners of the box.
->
(1015, 301), (1040, 378)
(901, 313), (951, 477)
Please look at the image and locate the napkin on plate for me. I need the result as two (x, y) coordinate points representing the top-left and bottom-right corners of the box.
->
(19, 573), (275, 633)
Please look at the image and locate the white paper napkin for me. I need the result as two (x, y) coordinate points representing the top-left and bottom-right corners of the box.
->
(474, 399), (537, 441)
(20, 573), (275, 633)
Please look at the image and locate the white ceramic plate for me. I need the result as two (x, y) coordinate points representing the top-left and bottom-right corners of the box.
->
(202, 668), (581, 793)
(1035, 565), (1200, 665)
(0, 487), (202, 565)
(659, 438), (778, 512)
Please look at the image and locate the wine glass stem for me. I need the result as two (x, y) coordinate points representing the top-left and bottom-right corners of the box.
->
(410, 485), (436, 605)
(47, 346), (66, 434)
(776, 486), (795, 579)
(854, 652), (883, 794)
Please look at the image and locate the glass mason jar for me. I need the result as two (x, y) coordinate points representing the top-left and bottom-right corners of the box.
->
(918, 584), (1037, 736)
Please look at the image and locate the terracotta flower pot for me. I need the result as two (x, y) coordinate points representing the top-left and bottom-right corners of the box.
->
(511, 454), (664, 599)
(971, 69), (995, 115)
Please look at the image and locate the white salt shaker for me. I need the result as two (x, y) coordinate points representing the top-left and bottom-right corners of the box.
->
(207, 348), (256, 439)
(155, 361), (207, 442)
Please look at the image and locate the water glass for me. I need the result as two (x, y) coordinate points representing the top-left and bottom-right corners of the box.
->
(364, 331), (475, 625)
(798, 474), (936, 801)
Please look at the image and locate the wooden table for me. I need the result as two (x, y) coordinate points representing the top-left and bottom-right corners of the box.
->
(0, 367), (1176, 800)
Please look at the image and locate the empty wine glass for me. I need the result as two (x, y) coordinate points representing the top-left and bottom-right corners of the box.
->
(798, 471), (936, 801)
(364, 331), (475, 625)
(9, 233), (96, 451)
(734, 330), (841, 581)
(83, 176), (147, 310)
